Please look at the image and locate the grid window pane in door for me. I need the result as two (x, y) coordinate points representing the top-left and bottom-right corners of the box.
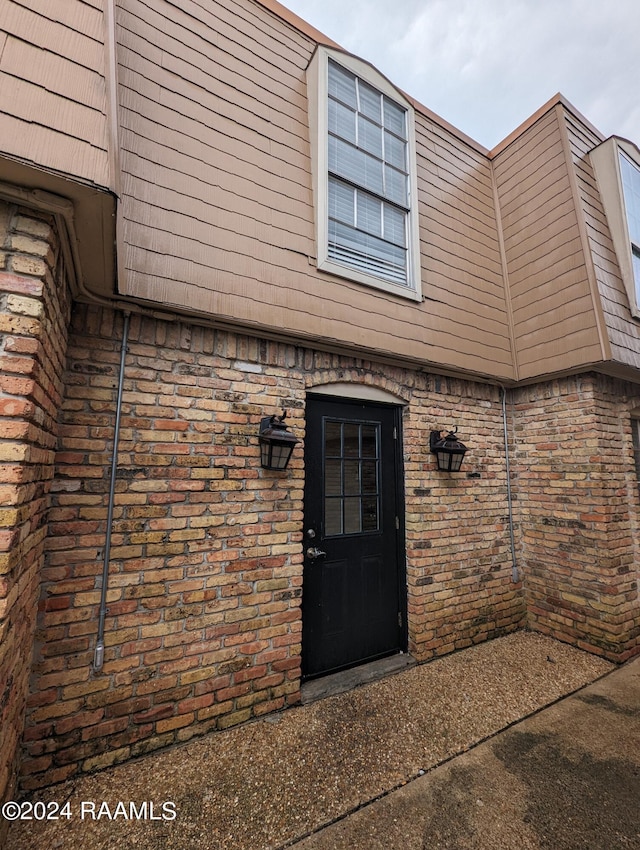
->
(323, 419), (380, 536)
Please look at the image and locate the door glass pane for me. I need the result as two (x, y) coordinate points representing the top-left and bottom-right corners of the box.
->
(325, 498), (342, 536)
(362, 497), (378, 531)
(325, 459), (342, 496)
(361, 425), (377, 457)
(343, 423), (360, 457)
(361, 460), (377, 494)
(344, 460), (360, 495)
(325, 421), (342, 456)
(344, 498), (361, 534)
(323, 419), (381, 536)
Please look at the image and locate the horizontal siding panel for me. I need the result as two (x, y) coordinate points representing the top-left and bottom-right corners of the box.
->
(12, 0), (103, 40)
(493, 112), (561, 178)
(119, 82), (310, 189)
(497, 153), (568, 217)
(121, 0), (310, 82)
(505, 228), (583, 283)
(419, 202), (502, 262)
(418, 169), (498, 234)
(119, 2), (309, 126)
(518, 339), (604, 376)
(421, 266), (509, 319)
(417, 127), (494, 204)
(119, 159), (312, 249)
(511, 266), (594, 316)
(0, 74), (105, 148)
(0, 36), (106, 114)
(178, 0), (312, 68)
(419, 196), (501, 258)
(514, 290), (596, 335)
(121, 155), (313, 243)
(500, 183), (574, 238)
(417, 143), (496, 203)
(421, 228), (503, 281)
(494, 107), (602, 375)
(122, 199), (312, 267)
(117, 36), (309, 155)
(0, 112), (109, 186)
(3, 1), (104, 69)
(518, 303), (597, 344)
(502, 204), (578, 270)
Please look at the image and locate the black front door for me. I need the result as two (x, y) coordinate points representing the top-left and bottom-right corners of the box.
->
(302, 396), (406, 679)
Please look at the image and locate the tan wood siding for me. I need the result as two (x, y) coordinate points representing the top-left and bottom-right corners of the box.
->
(493, 109), (603, 378)
(118, 0), (513, 379)
(564, 113), (640, 371)
(0, 0), (109, 187)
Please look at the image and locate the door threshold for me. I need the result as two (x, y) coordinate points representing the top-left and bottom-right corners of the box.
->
(300, 652), (416, 705)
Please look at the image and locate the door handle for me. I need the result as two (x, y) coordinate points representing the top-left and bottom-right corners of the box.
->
(306, 547), (327, 561)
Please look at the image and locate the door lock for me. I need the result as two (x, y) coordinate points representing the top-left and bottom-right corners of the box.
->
(306, 547), (327, 561)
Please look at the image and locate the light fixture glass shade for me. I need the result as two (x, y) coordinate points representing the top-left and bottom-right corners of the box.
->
(258, 413), (300, 470)
(430, 429), (468, 472)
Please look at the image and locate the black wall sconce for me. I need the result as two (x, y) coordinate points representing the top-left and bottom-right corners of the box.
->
(430, 427), (468, 472)
(258, 410), (300, 470)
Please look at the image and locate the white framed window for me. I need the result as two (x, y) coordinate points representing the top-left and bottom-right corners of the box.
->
(590, 137), (640, 317)
(307, 48), (421, 301)
(619, 152), (640, 298)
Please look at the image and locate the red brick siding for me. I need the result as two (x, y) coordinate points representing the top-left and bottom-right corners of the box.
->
(0, 201), (71, 810)
(20, 304), (524, 788)
(513, 374), (640, 659)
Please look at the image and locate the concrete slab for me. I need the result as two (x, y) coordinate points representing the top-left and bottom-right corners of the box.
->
(292, 655), (640, 850)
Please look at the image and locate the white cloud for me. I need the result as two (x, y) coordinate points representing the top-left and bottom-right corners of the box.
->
(282, 0), (640, 148)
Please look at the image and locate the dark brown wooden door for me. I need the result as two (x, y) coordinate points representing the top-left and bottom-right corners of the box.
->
(302, 396), (406, 679)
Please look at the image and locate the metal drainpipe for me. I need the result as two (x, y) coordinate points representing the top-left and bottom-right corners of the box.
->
(94, 312), (130, 672)
(501, 386), (518, 583)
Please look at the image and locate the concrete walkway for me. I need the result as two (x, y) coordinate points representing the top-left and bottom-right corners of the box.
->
(294, 654), (640, 850)
(4, 634), (635, 850)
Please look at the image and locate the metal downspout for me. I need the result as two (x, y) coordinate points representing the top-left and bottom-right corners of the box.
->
(501, 386), (518, 582)
(93, 312), (130, 671)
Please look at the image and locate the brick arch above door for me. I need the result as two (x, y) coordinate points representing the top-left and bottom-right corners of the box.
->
(306, 380), (409, 406)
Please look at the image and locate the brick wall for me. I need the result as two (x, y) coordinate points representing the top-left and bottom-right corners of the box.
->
(20, 304), (524, 789)
(8, 291), (640, 793)
(0, 201), (71, 809)
(404, 381), (524, 657)
(513, 374), (640, 659)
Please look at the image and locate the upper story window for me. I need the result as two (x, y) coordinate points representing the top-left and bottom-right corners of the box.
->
(590, 137), (640, 318)
(308, 48), (421, 301)
(619, 152), (640, 293)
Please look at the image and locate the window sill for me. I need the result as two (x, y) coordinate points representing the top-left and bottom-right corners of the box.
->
(317, 257), (422, 302)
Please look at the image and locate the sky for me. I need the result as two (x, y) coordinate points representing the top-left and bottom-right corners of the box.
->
(281, 0), (640, 150)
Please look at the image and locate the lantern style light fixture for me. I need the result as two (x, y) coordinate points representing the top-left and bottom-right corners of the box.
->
(258, 410), (300, 470)
(430, 427), (468, 472)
